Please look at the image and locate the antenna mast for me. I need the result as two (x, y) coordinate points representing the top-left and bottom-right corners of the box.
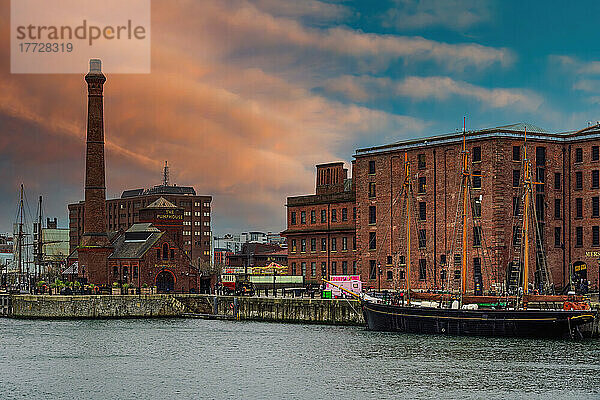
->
(163, 161), (170, 186)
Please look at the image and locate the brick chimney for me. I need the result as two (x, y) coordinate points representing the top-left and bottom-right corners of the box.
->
(78, 59), (112, 285)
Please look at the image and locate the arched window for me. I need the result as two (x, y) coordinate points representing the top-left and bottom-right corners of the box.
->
(170, 249), (174, 259)
(162, 243), (169, 260)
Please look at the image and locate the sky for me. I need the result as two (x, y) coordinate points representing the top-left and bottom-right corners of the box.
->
(2, 0), (600, 236)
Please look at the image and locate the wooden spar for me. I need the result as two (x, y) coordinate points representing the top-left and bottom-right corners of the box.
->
(461, 117), (468, 299)
(523, 127), (529, 295)
(404, 152), (411, 303)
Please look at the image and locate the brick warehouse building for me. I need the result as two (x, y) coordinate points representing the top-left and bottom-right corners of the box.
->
(282, 162), (357, 286)
(69, 179), (212, 267)
(285, 123), (600, 294)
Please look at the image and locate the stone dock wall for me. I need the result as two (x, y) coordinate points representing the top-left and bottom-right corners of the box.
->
(2, 294), (364, 325)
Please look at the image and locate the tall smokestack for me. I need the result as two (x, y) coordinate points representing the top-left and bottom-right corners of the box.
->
(79, 59), (112, 284)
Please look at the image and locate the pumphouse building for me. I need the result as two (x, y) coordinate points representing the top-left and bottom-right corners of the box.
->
(67, 60), (203, 292)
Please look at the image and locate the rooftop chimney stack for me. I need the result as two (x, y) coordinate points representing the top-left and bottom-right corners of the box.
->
(79, 59), (112, 284)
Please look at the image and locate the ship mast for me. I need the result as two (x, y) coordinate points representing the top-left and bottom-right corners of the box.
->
(403, 152), (411, 303)
(17, 184), (24, 290)
(460, 118), (469, 301)
(522, 127), (530, 296)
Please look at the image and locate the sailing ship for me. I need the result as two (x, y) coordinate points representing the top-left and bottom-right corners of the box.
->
(357, 121), (595, 339)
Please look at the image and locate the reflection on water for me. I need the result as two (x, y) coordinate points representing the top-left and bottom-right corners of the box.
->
(0, 319), (598, 399)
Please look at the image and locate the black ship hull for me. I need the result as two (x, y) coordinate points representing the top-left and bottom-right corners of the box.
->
(362, 302), (596, 339)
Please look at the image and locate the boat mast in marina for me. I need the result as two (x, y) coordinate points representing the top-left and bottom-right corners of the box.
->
(403, 152), (412, 302)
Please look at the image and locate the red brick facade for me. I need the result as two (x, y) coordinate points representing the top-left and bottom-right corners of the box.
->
(283, 162), (357, 285)
(108, 234), (197, 292)
(69, 192), (212, 266)
(286, 124), (600, 294)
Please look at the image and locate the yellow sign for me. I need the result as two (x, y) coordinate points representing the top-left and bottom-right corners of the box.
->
(574, 262), (587, 272)
(585, 251), (600, 258)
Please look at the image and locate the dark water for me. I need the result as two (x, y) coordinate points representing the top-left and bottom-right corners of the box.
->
(1, 319), (599, 399)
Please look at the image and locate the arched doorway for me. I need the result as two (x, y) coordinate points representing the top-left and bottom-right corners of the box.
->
(156, 270), (175, 293)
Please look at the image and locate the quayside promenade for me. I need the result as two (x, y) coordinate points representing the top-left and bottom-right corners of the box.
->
(0, 294), (364, 326)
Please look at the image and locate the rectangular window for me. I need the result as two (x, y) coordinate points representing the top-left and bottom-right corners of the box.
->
(387, 255), (393, 265)
(418, 177), (426, 194)
(418, 229), (426, 249)
(369, 206), (376, 224)
(593, 197), (600, 217)
(321, 262), (326, 277)
(513, 226), (521, 247)
(513, 170), (520, 187)
(419, 259), (426, 280)
(331, 209), (337, 222)
(593, 170), (599, 189)
(321, 238), (326, 251)
(342, 261), (348, 275)
(301, 262), (306, 277)
(353, 207), (357, 220)
(352, 261), (357, 275)
(369, 260), (376, 280)
(369, 232), (376, 250)
(352, 236), (357, 250)
(399, 255), (406, 265)
(576, 171), (583, 190)
(513, 197), (520, 217)
(554, 172), (561, 190)
(594, 226), (600, 247)
(310, 238), (316, 252)
(331, 238), (337, 251)
(291, 262), (296, 275)
(575, 148), (583, 163)
(418, 154), (426, 169)
(321, 209), (327, 223)
(419, 202), (426, 221)
(473, 226), (482, 246)
(554, 227), (561, 247)
(368, 182), (376, 198)
(554, 198), (561, 219)
(291, 212), (296, 225)
(472, 171), (481, 189)
(301, 239), (306, 252)
(594, 146), (600, 161)
(536, 194), (545, 221)
(512, 145), (520, 161)
(311, 262), (316, 277)
(301, 211), (306, 224)
(472, 146), (481, 162)
(342, 208), (348, 221)
(536, 146), (546, 166)
(473, 257), (482, 277)
(331, 261), (337, 275)
(576, 198), (583, 218)
(342, 237), (348, 251)
(440, 254), (447, 267)
(368, 160), (375, 174)
(536, 168), (545, 192)
(576, 226), (583, 247)
(311, 210), (316, 224)
(473, 196), (481, 218)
